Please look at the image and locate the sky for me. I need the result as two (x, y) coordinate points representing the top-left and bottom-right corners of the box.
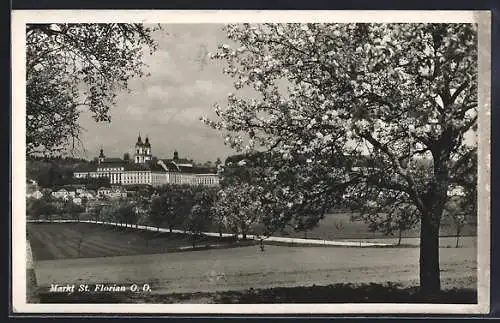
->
(75, 23), (477, 163)
(77, 24), (236, 163)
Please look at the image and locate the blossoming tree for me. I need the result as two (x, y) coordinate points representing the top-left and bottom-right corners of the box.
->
(214, 182), (265, 239)
(203, 23), (477, 295)
(26, 23), (160, 156)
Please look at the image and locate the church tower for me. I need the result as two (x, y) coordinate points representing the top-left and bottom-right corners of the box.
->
(134, 133), (144, 164)
(144, 136), (152, 163)
(134, 133), (152, 164)
(98, 147), (106, 164)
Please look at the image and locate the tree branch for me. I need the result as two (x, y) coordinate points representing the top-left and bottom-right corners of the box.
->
(360, 131), (428, 215)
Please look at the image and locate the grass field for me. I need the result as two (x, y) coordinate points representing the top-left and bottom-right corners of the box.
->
(265, 212), (477, 241)
(29, 222), (477, 303)
(27, 223), (254, 261)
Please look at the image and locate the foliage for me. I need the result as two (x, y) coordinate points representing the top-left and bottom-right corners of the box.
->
(98, 204), (115, 222)
(214, 183), (264, 238)
(26, 197), (58, 220)
(149, 195), (168, 229)
(186, 188), (216, 234)
(27, 158), (79, 188)
(89, 202), (104, 220)
(147, 185), (196, 231)
(204, 23), (477, 294)
(26, 23), (160, 156)
(114, 202), (139, 225)
(133, 195), (152, 225)
(98, 201), (139, 225)
(62, 200), (85, 220)
(144, 185), (220, 234)
(220, 150), (343, 236)
(185, 202), (211, 247)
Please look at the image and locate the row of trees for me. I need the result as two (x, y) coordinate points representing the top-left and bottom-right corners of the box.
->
(27, 158), (79, 188)
(140, 185), (219, 239)
(27, 178), (473, 249)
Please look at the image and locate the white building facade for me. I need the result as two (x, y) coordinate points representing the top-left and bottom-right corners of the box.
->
(74, 135), (220, 187)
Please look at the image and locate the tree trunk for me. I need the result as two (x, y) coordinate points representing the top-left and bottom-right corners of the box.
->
(419, 213), (441, 297)
(456, 228), (461, 248)
(397, 229), (402, 246)
(169, 226), (172, 233)
(418, 148), (449, 297)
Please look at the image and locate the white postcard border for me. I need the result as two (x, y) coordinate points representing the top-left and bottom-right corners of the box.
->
(11, 9), (491, 314)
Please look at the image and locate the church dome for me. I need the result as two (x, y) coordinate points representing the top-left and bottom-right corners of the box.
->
(144, 136), (151, 147)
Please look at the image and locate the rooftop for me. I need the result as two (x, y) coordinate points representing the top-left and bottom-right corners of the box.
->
(101, 158), (124, 164)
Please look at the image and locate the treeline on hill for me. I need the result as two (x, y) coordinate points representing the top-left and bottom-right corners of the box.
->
(27, 156), (91, 188)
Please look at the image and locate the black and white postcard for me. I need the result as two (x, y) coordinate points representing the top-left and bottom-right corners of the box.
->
(11, 10), (491, 314)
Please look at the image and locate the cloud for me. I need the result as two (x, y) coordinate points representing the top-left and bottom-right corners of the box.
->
(77, 24), (236, 162)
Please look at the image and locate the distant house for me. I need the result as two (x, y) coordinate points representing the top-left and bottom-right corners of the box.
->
(97, 187), (111, 197)
(447, 185), (466, 197)
(72, 197), (82, 205)
(78, 191), (95, 200)
(27, 190), (43, 200)
(51, 188), (69, 199)
(106, 186), (127, 199)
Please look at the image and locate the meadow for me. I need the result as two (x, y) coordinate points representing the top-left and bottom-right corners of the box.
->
(28, 221), (477, 303)
(264, 212), (477, 241)
(27, 222), (253, 260)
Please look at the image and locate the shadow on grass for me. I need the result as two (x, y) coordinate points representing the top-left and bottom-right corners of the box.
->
(212, 282), (477, 304)
(36, 282), (477, 304)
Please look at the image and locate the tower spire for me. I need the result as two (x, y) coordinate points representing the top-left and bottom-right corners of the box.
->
(98, 146), (105, 164)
